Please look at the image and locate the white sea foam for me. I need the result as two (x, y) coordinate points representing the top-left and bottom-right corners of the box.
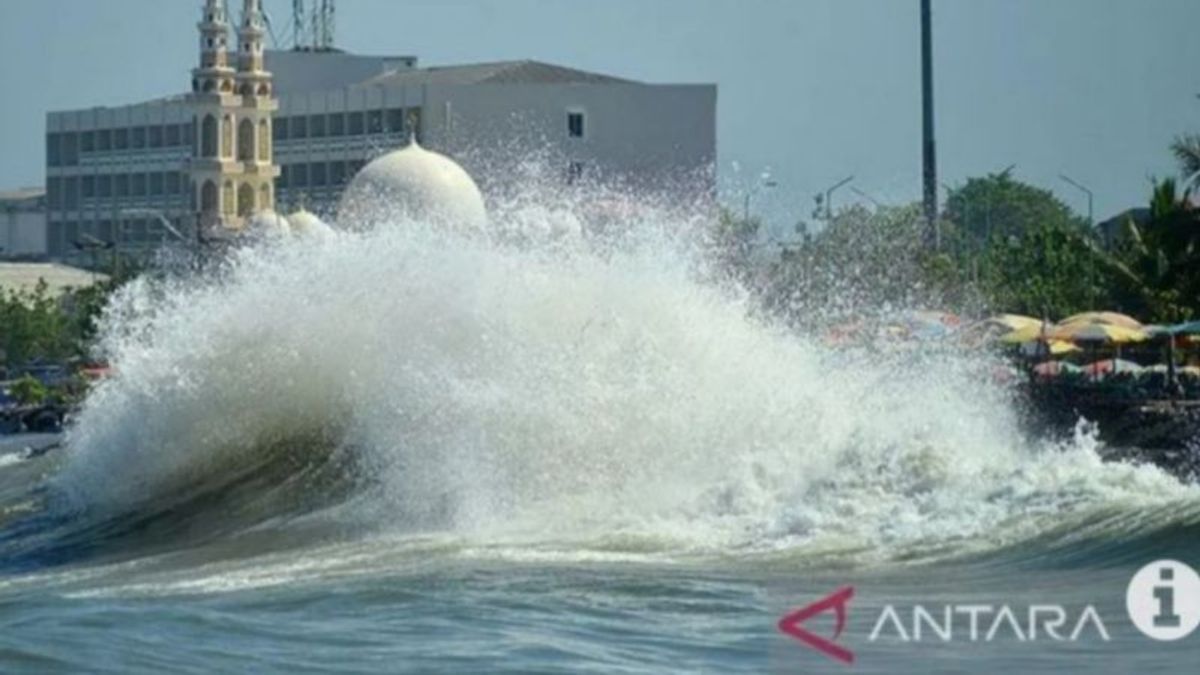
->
(50, 202), (1200, 567)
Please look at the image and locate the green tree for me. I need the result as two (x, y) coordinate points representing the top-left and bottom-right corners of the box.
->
(1170, 133), (1200, 187)
(762, 203), (971, 324)
(709, 207), (763, 286)
(1091, 178), (1200, 322)
(0, 281), (74, 367)
(943, 172), (1103, 317)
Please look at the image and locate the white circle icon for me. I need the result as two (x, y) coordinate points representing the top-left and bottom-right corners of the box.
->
(1126, 559), (1200, 641)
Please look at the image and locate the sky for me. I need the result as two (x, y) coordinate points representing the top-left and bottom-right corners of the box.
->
(1, 0), (1198, 233)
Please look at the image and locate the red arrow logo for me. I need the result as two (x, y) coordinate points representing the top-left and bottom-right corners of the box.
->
(777, 586), (855, 665)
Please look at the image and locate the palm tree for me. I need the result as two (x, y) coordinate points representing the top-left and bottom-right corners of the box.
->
(1170, 134), (1200, 188)
(1087, 178), (1200, 321)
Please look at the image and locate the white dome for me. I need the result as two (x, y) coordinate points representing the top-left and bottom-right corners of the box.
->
(337, 140), (487, 232)
(245, 209), (291, 238)
(287, 208), (333, 239)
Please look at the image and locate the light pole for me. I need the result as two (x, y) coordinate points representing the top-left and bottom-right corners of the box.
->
(920, 0), (938, 247)
(819, 175), (855, 220)
(851, 186), (882, 208)
(1057, 174), (1096, 307)
(1058, 174), (1093, 225)
(743, 173), (778, 223)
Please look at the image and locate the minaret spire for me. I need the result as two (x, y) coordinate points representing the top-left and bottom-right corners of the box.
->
(187, 0), (279, 237)
(193, 0), (234, 94)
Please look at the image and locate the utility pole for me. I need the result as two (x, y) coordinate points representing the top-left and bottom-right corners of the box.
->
(921, 0), (939, 249)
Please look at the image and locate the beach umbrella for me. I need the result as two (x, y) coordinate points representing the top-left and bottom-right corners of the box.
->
(1081, 358), (1143, 378)
(1058, 311), (1143, 329)
(988, 314), (1042, 331)
(1142, 364), (1200, 377)
(1018, 339), (1079, 357)
(1163, 320), (1200, 335)
(1032, 360), (1082, 377)
(1046, 322), (1148, 343)
(998, 321), (1054, 344)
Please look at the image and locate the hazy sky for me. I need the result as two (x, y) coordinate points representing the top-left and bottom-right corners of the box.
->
(1, 0), (1197, 231)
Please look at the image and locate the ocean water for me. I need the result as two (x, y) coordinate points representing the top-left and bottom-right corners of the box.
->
(0, 209), (1197, 673)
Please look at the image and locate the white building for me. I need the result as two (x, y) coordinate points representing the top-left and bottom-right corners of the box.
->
(0, 188), (47, 258)
(44, 1), (716, 264)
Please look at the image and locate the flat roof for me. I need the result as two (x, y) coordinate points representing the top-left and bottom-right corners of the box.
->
(0, 263), (107, 297)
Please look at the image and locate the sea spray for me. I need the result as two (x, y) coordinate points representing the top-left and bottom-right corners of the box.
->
(37, 204), (1200, 568)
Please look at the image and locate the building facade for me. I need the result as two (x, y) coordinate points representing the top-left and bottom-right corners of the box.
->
(0, 188), (47, 258)
(44, 1), (716, 263)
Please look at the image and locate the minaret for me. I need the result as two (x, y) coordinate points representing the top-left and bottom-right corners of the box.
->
(186, 0), (279, 237)
(233, 0), (280, 215)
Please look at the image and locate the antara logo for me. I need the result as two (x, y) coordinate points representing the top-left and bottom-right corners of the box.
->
(777, 586), (856, 664)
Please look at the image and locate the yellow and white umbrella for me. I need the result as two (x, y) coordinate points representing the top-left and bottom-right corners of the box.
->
(1046, 322), (1148, 344)
(1058, 311), (1143, 330)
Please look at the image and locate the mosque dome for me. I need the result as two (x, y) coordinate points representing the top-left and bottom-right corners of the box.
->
(287, 208), (334, 239)
(245, 209), (291, 238)
(336, 140), (487, 232)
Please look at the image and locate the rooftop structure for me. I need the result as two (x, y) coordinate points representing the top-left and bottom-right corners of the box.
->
(43, 2), (716, 264)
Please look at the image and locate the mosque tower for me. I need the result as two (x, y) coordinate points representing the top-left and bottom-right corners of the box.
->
(187, 0), (280, 236)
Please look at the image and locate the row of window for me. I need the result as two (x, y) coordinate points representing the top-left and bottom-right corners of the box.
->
(47, 218), (179, 254)
(273, 108), (418, 141)
(276, 160), (366, 190)
(47, 124), (192, 167)
(47, 172), (187, 209)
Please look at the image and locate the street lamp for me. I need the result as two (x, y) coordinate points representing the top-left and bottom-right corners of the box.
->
(851, 186), (882, 208)
(743, 173), (778, 223)
(1058, 174), (1093, 225)
(817, 175), (854, 220)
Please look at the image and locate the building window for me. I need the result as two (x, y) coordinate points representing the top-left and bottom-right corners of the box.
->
(46, 177), (62, 209)
(291, 116), (308, 139)
(567, 161), (584, 185)
(97, 175), (112, 198)
(81, 175), (95, 198)
(47, 134), (61, 167)
(238, 118), (255, 161)
(201, 180), (218, 212)
(115, 174), (129, 197)
(258, 119), (270, 160)
(292, 163), (309, 188)
(310, 114), (327, 138)
(201, 115), (218, 158)
(328, 113), (345, 137)
(132, 126), (147, 149)
(277, 164), (289, 189)
(114, 128), (129, 151)
(81, 131), (95, 153)
(98, 220), (114, 242)
(61, 133), (79, 165)
(64, 176), (79, 209)
(330, 160), (346, 186)
(387, 108), (406, 134)
(274, 116), (288, 141)
(368, 110), (384, 134)
(311, 162), (327, 187)
(347, 111), (364, 135)
(132, 173), (147, 197)
(96, 129), (112, 152)
(149, 172), (164, 196)
(237, 183), (255, 216)
(166, 124), (181, 146)
(149, 125), (164, 148)
(568, 112), (585, 138)
(221, 115), (234, 157)
(166, 172), (181, 195)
